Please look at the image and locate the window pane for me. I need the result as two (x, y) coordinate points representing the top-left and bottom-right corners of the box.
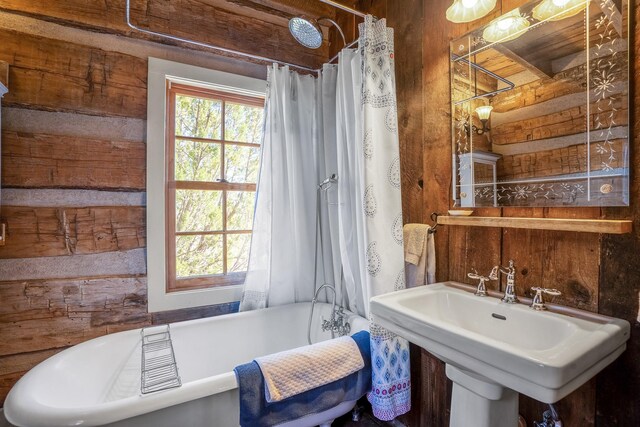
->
(227, 191), (256, 231)
(175, 139), (221, 182)
(176, 235), (223, 277)
(224, 102), (264, 143)
(176, 95), (222, 139)
(176, 190), (223, 231)
(225, 144), (260, 183)
(227, 233), (251, 273)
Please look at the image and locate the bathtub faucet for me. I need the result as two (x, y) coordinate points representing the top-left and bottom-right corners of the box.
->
(311, 284), (351, 341)
(321, 305), (351, 336)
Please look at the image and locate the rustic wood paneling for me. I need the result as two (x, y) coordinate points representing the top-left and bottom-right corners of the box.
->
(595, 1), (640, 424)
(1, 189), (146, 208)
(384, 0), (638, 424)
(0, 29), (148, 118)
(0, 276), (149, 356)
(408, 0), (472, 424)
(492, 100), (627, 146)
(497, 139), (627, 180)
(151, 301), (240, 325)
(2, 108), (146, 143)
(0, 60), (8, 88)
(0, 206), (145, 259)
(0, 0), (347, 407)
(2, 131), (146, 190)
(0, 0), (329, 70)
(0, 349), (63, 404)
(418, 349), (451, 427)
(0, 248), (147, 281)
(387, 0), (424, 225)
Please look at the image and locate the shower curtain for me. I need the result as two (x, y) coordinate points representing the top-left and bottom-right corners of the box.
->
(238, 69), (319, 310)
(240, 16), (410, 420)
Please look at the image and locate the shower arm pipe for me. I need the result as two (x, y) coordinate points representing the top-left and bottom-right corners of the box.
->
(318, 17), (347, 48)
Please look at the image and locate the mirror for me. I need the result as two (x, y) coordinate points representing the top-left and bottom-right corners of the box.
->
(451, 0), (629, 207)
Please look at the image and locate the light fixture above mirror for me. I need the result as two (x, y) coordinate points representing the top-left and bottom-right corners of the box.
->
(532, 0), (588, 21)
(446, 0), (497, 23)
(482, 8), (530, 42)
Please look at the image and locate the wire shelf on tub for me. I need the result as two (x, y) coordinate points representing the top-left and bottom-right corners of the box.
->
(140, 325), (182, 394)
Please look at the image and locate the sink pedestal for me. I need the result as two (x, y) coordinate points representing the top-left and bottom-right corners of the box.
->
(446, 365), (519, 427)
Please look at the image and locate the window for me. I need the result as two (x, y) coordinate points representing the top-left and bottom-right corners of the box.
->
(166, 84), (264, 291)
(147, 58), (266, 312)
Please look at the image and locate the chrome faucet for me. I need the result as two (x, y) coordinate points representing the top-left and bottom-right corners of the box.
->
(322, 305), (351, 336)
(497, 260), (519, 304)
(311, 283), (351, 340)
(467, 266), (499, 297)
(530, 287), (562, 311)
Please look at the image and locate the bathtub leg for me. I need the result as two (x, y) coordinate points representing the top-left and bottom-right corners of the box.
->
(351, 405), (362, 422)
(319, 421), (334, 427)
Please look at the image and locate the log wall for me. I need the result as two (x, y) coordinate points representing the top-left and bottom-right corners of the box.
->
(0, 0), (355, 405)
(379, 0), (640, 425)
(2, 1), (638, 425)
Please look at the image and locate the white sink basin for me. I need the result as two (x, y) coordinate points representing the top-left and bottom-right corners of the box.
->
(370, 282), (629, 427)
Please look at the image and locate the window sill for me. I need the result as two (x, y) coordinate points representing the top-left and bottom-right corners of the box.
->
(148, 283), (243, 313)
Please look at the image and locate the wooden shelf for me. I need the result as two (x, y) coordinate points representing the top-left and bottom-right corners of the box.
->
(437, 216), (633, 234)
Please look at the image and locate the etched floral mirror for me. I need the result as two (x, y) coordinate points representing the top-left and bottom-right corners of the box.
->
(450, 0), (629, 207)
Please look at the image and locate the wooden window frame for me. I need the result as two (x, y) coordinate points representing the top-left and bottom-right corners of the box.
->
(165, 82), (263, 293)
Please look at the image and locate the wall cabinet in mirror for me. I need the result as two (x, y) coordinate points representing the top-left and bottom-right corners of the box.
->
(451, 0), (629, 207)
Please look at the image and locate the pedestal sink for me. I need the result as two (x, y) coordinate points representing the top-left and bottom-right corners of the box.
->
(370, 282), (630, 427)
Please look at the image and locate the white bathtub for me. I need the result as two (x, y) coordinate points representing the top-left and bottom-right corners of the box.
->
(4, 303), (369, 427)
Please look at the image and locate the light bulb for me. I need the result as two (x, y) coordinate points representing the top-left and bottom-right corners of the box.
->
(446, 0), (497, 23)
(475, 105), (493, 121)
(482, 8), (529, 42)
(497, 17), (515, 29)
(533, 0), (588, 21)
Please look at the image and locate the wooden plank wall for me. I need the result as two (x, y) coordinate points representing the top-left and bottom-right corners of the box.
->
(381, 0), (640, 426)
(0, 0), (355, 405)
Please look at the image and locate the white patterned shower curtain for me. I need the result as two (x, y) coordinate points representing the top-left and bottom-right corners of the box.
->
(342, 16), (410, 420)
(240, 16), (410, 420)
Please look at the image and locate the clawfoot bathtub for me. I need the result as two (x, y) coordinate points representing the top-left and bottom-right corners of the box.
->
(4, 302), (368, 427)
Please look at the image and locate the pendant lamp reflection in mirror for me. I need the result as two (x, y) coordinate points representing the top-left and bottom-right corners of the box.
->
(482, 8), (530, 42)
(532, 0), (588, 22)
(446, 0), (497, 23)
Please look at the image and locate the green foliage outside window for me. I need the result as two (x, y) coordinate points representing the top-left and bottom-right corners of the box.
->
(173, 94), (264, 279)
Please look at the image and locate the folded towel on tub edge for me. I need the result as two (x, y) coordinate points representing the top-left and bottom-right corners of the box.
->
(255, 332), (365, 402)
(233, 330), (371, 427)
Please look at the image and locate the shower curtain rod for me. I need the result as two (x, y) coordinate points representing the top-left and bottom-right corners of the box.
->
(319, 0), (367, 18)
(125, 0), (366, 74)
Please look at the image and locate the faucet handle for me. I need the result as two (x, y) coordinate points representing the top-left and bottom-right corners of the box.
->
(468, 266), (499, 297)
(530, 287), (562, 311)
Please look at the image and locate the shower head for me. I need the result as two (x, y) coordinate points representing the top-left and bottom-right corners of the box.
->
(289, 17), (346, 50)
(289, 17), (323, 49)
